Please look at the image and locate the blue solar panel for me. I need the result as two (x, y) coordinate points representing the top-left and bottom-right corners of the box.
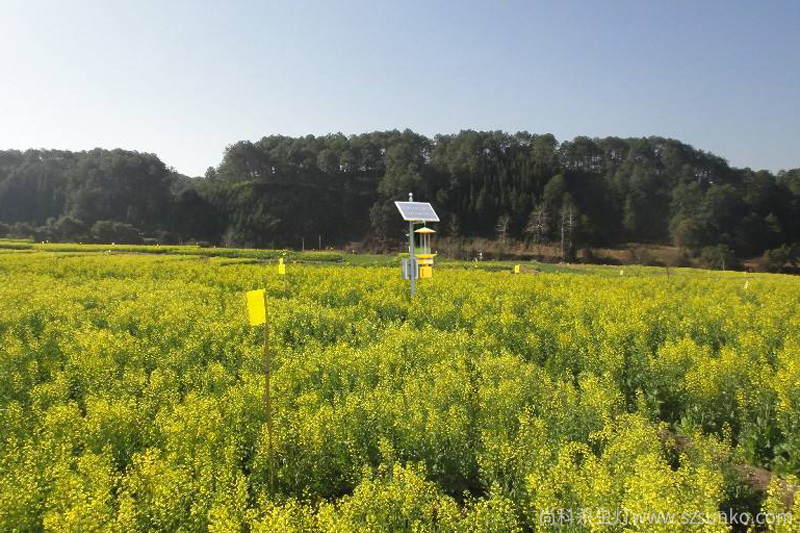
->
(394, 202), (440, 222)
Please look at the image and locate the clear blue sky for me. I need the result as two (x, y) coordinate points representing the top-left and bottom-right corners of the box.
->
(1, 0), (798, 177)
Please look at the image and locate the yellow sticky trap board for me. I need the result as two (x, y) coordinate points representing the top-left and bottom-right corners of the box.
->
(246, 289), (266, 326)
(514, 265), (520, 274)
(278, 258), (286, 275)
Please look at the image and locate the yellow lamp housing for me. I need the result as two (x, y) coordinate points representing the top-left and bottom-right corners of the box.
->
(414, 227), (436, 267)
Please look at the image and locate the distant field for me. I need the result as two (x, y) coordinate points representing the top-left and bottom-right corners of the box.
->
(1, 245), (798, 532)
(0, 237), (746, 274)
(0, 239), (347, 262)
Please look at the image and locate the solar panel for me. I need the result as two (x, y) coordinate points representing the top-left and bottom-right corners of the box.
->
(395, 201), (440, 222)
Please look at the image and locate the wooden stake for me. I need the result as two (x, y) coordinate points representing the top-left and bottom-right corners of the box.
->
(263, 292), (275, 495)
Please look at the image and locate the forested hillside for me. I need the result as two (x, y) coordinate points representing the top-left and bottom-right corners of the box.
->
(1, 131), (799, 268)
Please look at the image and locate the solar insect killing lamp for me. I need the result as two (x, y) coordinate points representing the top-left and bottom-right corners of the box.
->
(395, 193), (440, 296)
(414, 227), (436, 278)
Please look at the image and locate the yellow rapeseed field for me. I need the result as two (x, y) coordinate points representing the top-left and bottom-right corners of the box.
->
(1, 248), (799, 532)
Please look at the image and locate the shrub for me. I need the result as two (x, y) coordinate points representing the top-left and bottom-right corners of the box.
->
(53, 216), (87, 241)
(90, 220), (143, 244)
(700, 244), (738, 270)
(761, 245), (799, 273)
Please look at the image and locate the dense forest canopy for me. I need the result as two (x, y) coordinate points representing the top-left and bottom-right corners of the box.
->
(1, 131), (799, 268)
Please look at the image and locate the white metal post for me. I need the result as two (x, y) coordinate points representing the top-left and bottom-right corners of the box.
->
(409, 193), (415, 296)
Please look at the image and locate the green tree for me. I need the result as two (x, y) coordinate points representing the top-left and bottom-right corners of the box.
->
(525, 203), (550, 255)
(53, 216), (87, 241)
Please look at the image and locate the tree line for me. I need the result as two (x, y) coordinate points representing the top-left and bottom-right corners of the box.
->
(1, 131), (799, 269)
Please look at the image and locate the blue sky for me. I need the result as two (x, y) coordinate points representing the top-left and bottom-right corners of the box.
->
(1, 0), (798, 176)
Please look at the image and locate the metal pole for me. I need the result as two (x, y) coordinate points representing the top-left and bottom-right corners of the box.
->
(408, 192), (415, 297)
(409, 220), (415, 296)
